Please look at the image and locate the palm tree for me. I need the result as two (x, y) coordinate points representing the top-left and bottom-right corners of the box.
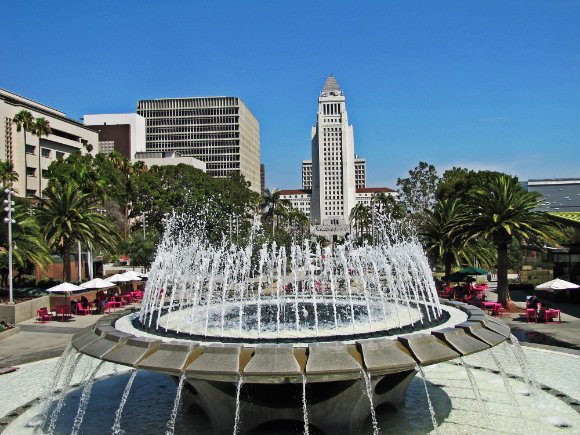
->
(0, 200), (52, 287)
(12, 110), (34, 193)
(458, 174), (563, 308)
(349, 203), (370, 241)
(37, 181), (121, 281)
(262, 189), (291, 236)
(0, 161), (19, 189)
(32, 117), (51, 199)
(419, 198), (495, 277)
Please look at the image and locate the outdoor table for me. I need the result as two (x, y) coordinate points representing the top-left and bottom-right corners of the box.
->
(481, 301), (499, 314)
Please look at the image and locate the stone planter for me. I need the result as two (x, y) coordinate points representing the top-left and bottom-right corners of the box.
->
(0, 326), (20, 342)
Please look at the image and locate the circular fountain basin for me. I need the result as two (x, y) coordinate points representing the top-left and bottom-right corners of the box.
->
(66, 300), (511, 434)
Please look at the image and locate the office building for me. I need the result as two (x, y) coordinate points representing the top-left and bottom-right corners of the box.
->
(137, 96), (261, 193)
(522, 178), (580, 212)
(0, 88), (97, 198)
(84, 113), (146, 158)
(132, 151), (206, 171)
(354, 157), (366, 189)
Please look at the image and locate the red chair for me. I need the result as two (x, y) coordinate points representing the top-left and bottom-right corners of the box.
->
(105, 301), (117, 313)
(76, 303), (89, 316)
(526, 308), (537, 323)
(545, 309), (561, 323)
(492, 303), (506, 317)
(36, 307), (52, 323)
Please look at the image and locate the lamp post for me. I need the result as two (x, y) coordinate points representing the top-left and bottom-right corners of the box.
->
(142, 211), (148, 239)
(4, 189), (16, 304)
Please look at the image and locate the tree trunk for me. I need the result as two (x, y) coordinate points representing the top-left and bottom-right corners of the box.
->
(63, 245), (72, 282)
(444, 252), (453, 278)
(38, 136), (42, 198)
(496, 242), (512, 308)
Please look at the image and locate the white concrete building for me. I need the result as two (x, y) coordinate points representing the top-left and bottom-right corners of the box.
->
(132, 151), (206, 172)
(0, 88), (98, 198)
(278, 76), (397, 237)
(310, 75), (356, 227)
(355, 187), (397, 207)
(278, 189), (311, 217)
(302, 160), (312, 190)
(137, 96), (261, 193)
(83, 113), (146, 158)
(354, 157), (366, 189)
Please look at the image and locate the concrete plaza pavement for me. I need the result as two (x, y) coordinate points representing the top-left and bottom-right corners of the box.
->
(0, 310), (116, 367)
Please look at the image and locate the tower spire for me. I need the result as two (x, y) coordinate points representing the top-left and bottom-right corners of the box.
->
(322, 75), (342, 95)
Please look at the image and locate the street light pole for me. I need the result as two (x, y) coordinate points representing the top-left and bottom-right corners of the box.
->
(142, 211), (148, 240)
(4, 189), (16, 304)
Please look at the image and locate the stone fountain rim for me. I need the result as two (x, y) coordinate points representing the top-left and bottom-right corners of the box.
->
(70, 301), (510, 384)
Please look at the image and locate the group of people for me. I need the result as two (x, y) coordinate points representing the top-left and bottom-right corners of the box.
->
(526, 295), (553, 321)
(69, 290), (121, 314)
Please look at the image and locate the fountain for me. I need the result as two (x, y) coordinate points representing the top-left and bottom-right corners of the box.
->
(34, 214), (514, 435)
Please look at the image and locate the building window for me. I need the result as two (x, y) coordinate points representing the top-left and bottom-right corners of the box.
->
(42, 169), (49, 178)
(26, 145), (36, 154)
(56, 151), (65, 160)
(26, 167), (36, 177)
(41, 148), (51, 158)
(26, 189), (36, 198)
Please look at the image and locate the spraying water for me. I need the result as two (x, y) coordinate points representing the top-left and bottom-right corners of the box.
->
(233, 375), (244, 435)
(165, 374), (186, 435)
(302, 373), (310, 435)
(416, 365), (438, 433)
(112, 369), (139, 435)
(361, 369), (380, 435)
(70, 360), (105, 435)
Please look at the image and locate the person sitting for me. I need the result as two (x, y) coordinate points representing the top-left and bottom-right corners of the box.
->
(70, 299), (77, 314)
(80, 295), (89, 309)
(527, 296), (539, 310)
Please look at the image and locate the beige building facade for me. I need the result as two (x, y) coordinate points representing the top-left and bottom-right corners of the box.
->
(0, 88), (97, 198)
(137, 96), (261, 193)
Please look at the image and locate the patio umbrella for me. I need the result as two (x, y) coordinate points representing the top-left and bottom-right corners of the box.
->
(442, 272), (469, 282)
(106, 274), (133, 283)
(45, 282), (84, 313)
(120, 271), (143, 281)
(458, 267), (488, 275)
(535, 278), (580, 293)
(80, 278), (116, 289)
(45, 282), (84, 293)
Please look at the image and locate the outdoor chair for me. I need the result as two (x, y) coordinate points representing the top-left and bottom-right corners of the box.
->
(492, 303), (506, 317)
(545, 309), (561, 323)
(76, 303), (90, 316)
(526, 308), (537, 323)
(36, 307), (52, 323)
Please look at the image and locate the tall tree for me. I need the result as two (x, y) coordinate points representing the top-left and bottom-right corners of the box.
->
(32, 117), (51, 198)
(419, 198), (494, 277)
(458, 174), (563, 308)
(12, 110), (34, 193)
(262, 189), (291, 237)
(0, 199), (52, 287)
(37, 181), (120, 281)
(396, 161), (439, 216)
(0, 161), (19, 188)
(349, 203), (370, 241)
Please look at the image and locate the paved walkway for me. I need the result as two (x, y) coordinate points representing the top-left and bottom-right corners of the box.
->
(0, 311), (113, 367)
(478, 284), (580, 351)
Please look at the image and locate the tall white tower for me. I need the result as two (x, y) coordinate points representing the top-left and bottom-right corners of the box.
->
(310, 75), (356, 228)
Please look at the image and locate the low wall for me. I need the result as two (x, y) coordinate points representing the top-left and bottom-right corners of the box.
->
(0, 296), (51, 324)
(0, 326), (20, 342)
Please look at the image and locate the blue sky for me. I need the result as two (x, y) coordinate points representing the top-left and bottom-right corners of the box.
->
(1, 1), (579, 190)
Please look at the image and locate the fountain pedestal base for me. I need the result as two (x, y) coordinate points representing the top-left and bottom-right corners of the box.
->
(183, 370), (417, 435)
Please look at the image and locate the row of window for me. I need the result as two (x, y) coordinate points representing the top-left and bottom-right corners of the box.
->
(24, 146), (64, 159)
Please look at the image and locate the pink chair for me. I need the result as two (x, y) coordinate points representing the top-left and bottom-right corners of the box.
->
(105, 301), (116, 314)
(36, 307), (52, 323)
(76, 303), (89, 316)
(545, 309), (561, 323)
(526, 308), (537, 323)
(492, 303), (506, 317)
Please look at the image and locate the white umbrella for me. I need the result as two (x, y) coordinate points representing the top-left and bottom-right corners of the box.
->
(106, 273), (133, 283)
(139, 272), (148, 279)
(535, 278), (580, 292)
(45, 282), (84, 293)
(80, 278), (116, 289)
(120, 271), (143, 281)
